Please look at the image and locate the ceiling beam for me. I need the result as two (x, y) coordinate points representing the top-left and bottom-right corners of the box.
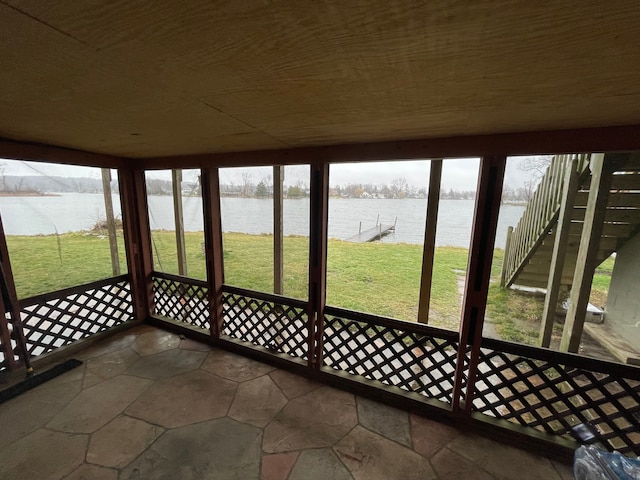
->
(2, 123), (640, 171)
(140, 124), (640, 169)
(0, 138), (126, 169)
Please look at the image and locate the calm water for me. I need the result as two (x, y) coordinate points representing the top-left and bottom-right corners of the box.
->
(0, 194), (524, 249)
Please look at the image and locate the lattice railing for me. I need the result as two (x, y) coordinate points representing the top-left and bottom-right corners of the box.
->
(323, 307), (459, 405)
(19, 275), (134, 357)
(152, 272), (210, 330)
(149, 275), (640, 455)
(222, 286), (308, 360)
(473, 338), (640, 455)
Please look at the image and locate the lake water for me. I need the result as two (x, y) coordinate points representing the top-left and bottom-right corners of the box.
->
(0, 193), (525, 249)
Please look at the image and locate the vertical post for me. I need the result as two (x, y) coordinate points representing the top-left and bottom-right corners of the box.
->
(560, 154), (612, 352)
(539, 156), (581, 347)
(172, 169), (187, 276)
(499, 226), (513, 287)
(308, 163), (329, 370)
(201, 168), (225, 339)
(273, 166), (284, 295)
(0, 214), (20, 369)
(101, 168), (121, 276)
(418, 159), (443, 323)
(452, 155), (506, 413)
(119, 168), (154, 321)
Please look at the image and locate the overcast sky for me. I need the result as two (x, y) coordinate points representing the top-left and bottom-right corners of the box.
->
(216, 157), (539, 191)
(1, 156), (544, 191)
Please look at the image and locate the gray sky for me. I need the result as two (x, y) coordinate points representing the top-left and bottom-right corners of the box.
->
(1, 156), (545, 191)
(0, 159), (101, 178)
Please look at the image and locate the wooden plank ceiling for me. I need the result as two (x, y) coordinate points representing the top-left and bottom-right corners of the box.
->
(1, 1), (640, 159)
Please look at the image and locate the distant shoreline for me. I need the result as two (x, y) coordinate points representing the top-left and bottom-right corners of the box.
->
(0, 191), (59, 197)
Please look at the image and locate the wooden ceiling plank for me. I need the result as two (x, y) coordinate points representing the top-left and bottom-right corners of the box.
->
(2, 1), (640, 157)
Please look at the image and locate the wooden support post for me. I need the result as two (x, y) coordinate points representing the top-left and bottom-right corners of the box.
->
(101, 168), (121, 276)
(172, 169), (187, 276)
(0, 214), (20, 369)
(452, 155), (506, 413)
(118, 168), (154, 321)
(560, 154), (611, 352)
(273, 166), (284, 295)
(308, 163), (329, 369)
(0, 300), (17, 369)
(500, 226), (513, 287)
(418, 159), (443, 323)
(201, 168), (225, 339)
(539, 156), (581, 347)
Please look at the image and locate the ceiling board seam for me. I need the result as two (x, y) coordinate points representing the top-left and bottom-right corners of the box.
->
(1, 1), (88, 46)
(199, 98), (290, 148)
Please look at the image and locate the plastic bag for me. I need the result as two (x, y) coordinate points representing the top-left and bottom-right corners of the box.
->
(574, 445), (640, 480)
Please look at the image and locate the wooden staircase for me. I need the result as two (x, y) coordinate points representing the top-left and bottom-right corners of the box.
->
(501, 153), (640, 291)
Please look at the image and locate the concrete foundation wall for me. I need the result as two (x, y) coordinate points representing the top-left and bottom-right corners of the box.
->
(606, 230), (640, 347)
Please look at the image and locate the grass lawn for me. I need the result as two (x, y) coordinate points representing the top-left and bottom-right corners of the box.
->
(6, 232), (128, 298)
(223, 233), (470, 329)
(5, 230), (615, 346)
(485, 251), (615, 344)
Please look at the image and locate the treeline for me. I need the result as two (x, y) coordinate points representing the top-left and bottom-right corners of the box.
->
(220, 180), (309, 198)
(0, 175), (111, 194)
(331, 180), (476, 200)
(501, 185), (536, 203)
(152, 175), (535, 202)
(219, 179), (480, 200)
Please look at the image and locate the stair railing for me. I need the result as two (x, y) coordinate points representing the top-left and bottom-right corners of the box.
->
(501, 153), (591, 288)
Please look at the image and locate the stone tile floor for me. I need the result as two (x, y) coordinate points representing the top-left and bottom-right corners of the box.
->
(0, 325), (575, 479)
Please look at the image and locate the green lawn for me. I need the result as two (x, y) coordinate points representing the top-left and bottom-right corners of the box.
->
(5, 230), (615, 345)
(6, 232), (128, 298)
(484, 250), (615, 343)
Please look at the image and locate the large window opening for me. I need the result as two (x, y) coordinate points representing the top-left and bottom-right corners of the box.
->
(219, 165), (310, 299)
(325, 159), (479, 330)
(145, 169), (205, 280)
(488, 153), (640, 363)
(0, 159), (126, 298)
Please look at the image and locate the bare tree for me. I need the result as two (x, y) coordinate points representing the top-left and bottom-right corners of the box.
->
(518, 156), (552, 177)
(517, 155), (552, 201)
(240, 171), (254, 198)
(390, 177), (408, 198)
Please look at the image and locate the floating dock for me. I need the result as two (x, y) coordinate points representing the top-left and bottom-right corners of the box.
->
(345, 221), (396, 242)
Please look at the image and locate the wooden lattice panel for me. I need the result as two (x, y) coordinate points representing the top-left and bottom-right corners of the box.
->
(152, 274), (210, 330)
(222, 289), (308, 359)
(473, 345), (640, 456)
(19, 276), (133, 357)
(323, 311), (459, 404)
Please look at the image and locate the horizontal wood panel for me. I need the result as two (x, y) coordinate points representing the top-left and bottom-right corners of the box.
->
(572, 207), (640, 223)
(610, 173), (640, 191)
(2, 1), (640, 158)
(575, 192), (640, 208)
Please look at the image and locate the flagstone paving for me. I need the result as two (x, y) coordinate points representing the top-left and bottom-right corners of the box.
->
(0, 325), (575, 479)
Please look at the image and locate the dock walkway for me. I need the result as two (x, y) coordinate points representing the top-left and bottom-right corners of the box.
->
(345, 223), (395, 242)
